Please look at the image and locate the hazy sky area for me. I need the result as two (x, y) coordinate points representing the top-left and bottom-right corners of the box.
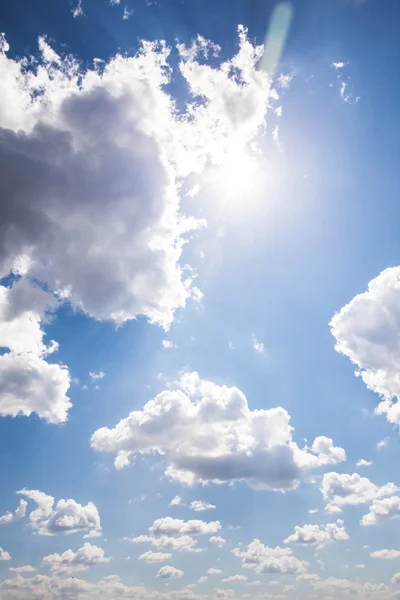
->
(1, 0), (400, 599)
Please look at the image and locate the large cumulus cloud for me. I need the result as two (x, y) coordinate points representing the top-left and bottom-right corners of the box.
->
(91, 372), (345, 490)
(0, 26), (273, 329)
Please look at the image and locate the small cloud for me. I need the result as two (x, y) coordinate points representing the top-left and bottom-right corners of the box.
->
(277, 71), (295, 89)
(82, 384), (88, 391)
(332, 61), (345, 69)
(252, 334), (264, 354)
(190, 500), (216, 512)
(169, 496), (183, 507)
(72, 0), (83, 17)
(187, 184), (200, 198)
(197, 576), (207, 584)
(123, 5), (134, 19)
(208, 568), (222, 575)
(308, 509), (319, 514)
(162, 340), (176, 349)
(356, 459), (373, 468)
(228, 341), (235, 350)
(377, 438), (389, 449)
(89, 371), (105, 381)
(275, 106), (282, 117)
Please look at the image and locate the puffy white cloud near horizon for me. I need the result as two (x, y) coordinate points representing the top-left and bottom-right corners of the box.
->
(91, 372), (345, 491)
(42, 542), (110, 573)
(232, 539), (307, 575)
(283, 521), (349, 549)
(321, 472), (398, 513)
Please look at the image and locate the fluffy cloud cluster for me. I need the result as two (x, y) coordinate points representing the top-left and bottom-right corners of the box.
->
(91, 373), (345, 490)
(127, 516), (219, 554)
(0, 499), (27, 525)
(362, 496), (400, 526)
(313, 577), (391, 599)
(42, 542), (109, 574)
(156, 566), (183, 579)
(232, 539), (307, 575)
(0, 23), (275, 331)
(17, 489), (101, 537)
(190, 501), (216, 512)
(331, 267), (400, 426)
(139, 551), (172, 563)
(321, 472), (398, 513)
(0, 279), (71, 423)
(149, 517), (221, 537)
(0, 574), (201, 600)
(283, 521), (349, 549)
(0, 548), (11, 561)
(209, 536), (226, 547)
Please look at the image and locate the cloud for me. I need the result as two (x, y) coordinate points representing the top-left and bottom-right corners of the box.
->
(156, 566), (183, 579)
(252, 334), (265, 354)
(149, 517), (221, 537)
(17, 489), (101, 537)
(232, 539), (307, 574)
(0, 574), (205, 600)
(283, 522), (349, 549)
(0, 25), (274, 330)
(128, 534), (199, 553)
(89, 371), (105, 381)
(361, 496), (400, 526)
(313, 577), (389, 597)
(169, 496), (183, 506)
(162, 340), (176, 349)
(222, 575), (248, 583)
(139, 551), (172, 563)
(392, 573), (400, 584)
(308, 509), (318, 515)
(8, 566), (36, 574)
(91, 372), (345, 491)
(356, 459), (373, 468)
(0, 280), (71, 423)
(0, 547), (11, 561)
(42, 542), (110, 574)
(370, 549), (400, 559)
(330, 267), (400, 427)
(209, 536), (226, 547)
(332, 62), (345, 69)
(321, 472), (398, 513)
(208, 568), (222, 575)
(0, 499), (27, 525)
(190, 501), (216, 512)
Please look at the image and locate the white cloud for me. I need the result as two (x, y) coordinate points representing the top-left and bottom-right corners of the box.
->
(0, 573), (202, 600)
(377, 438), (389, 449)
(91, 372), (345, 491)
(209, 536), (226, 547)
(149, 517), (221, 537)
(252, 334), (264, 353)
(297, 573), (320, 582)
(169, 496), (183, 506)
(222, 575), (248, 583)
(313, 577), (390, 598)
(0, 280), (71, 423)
(156, 565), (183, 579)
(321, 472), (398, 513)
(370, 549), (400, 559)
(8, 566), (36, 573)
(17, 488), (101, 537)
(276, 72), (295, 88)
(330, 267), (400, 426)
(123, 6), (134, 20)
(162, 340), (176, 349)
(332, 62), (345, 69)
(392, 573), (400, 584)
(361, 496), (400, 526)
(190, 501), (216, 512)
(198, 576), (207, 584)
(139, 551), (172, 563)
(42, 543), (110, 573)
(0, 499), (27, 525)
(308, 509), (318, 515)
(0, 25), (275, 330)
(208, 568), (222, 575)
(283, 522), (349, 549)
(0, 547), (11, 561)
(89, 371), (105, 381)
(232, 539), (307, 574)
(127, 534), (199, 553)
(356, 459), (373, 468)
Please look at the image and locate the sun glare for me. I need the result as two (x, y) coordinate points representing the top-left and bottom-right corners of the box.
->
(217, 153), (258, 201)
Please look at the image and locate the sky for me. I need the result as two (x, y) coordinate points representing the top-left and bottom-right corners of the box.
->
(1, 0), (400, 598)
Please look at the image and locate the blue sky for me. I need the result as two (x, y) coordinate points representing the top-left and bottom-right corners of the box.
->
(1, 0), (400, 598)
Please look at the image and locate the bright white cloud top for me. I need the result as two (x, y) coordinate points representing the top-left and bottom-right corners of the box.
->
(91, 372), (345, 490)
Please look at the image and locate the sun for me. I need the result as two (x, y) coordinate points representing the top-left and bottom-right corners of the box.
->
(216, 152), (258, 201)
